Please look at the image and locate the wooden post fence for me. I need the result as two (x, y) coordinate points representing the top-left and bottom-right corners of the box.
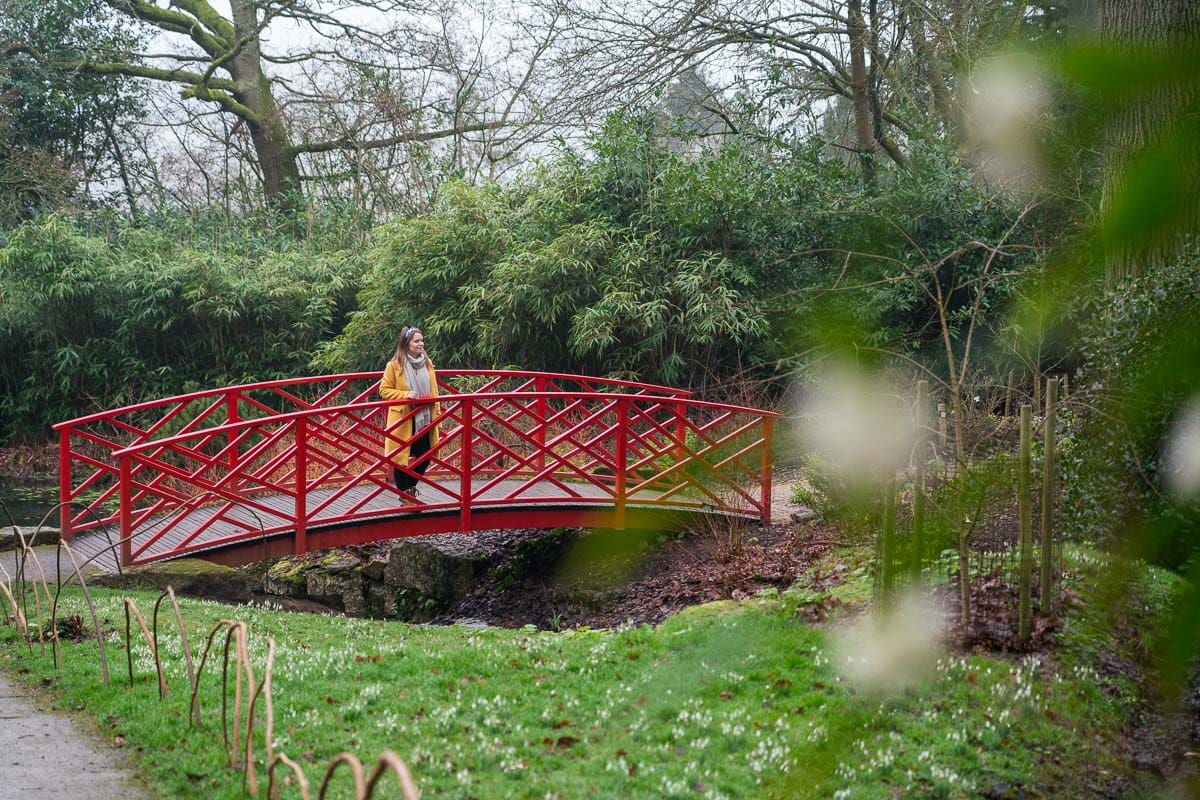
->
(912, 380), (928, 578)
(1018, 404), (1033, 644)
(937, 402), (948, 452)
(1040, 377), (1058, 615)
(880, 475), (897, 608)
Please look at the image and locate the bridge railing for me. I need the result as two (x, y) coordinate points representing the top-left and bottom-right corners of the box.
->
(53, 370), (692, 538)
(93, 390), (774, 566)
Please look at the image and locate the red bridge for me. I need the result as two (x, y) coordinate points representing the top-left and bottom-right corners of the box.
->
(55, 371), (777, 569)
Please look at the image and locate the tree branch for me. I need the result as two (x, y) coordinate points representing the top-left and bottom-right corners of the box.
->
(291, 120), (509, 154)
(103, 0), (225, 56)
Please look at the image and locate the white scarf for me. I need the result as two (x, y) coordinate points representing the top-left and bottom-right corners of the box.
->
(403, 353), (432, 430)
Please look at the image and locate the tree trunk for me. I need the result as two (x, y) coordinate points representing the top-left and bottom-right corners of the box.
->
(907, 2), (957, 138)
(1099, 0), (1200, 283)
(868, 0), (906, 168)
(228, 0), (302, 214)
(847, 0), (878, 186)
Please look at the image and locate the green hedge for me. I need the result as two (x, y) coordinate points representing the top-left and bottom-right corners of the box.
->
(1061, 252), (1200, 570)
(0, 214), (365, 437)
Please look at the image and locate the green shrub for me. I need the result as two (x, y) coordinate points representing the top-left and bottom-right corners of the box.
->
(0, 214), (365, 436)
(316, 115), (825, 388)
(1061, 252), (1200, 570)
(791, 453), (882, 543)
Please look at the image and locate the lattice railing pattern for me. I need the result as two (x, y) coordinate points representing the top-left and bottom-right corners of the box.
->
(55, 372), (773, 566)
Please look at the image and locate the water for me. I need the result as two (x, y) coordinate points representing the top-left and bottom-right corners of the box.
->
(0, 476), (59, 528)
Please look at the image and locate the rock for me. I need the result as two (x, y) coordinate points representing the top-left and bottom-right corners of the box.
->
(0, 526), (61, 550)
(264, 558), (311, 596)
(89, 558), (251, 603)
(306, 560), (364, 616)
(258, 549), (373, 616)
(790, 510), (818, 525)
(364, 581), (395, 618)
(384, 535), (489, 605)
(362, 554), (388, 582)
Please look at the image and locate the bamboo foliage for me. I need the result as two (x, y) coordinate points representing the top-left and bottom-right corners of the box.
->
(0, 215), (365, 435)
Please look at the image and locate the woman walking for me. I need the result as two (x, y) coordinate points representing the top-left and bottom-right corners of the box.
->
(380, 326), (440, 496)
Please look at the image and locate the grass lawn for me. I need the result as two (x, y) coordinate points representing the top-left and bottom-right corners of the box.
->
(0, 547), (1182, 799)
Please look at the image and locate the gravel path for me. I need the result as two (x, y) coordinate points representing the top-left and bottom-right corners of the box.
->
(0, 545), (77, 589)
(0, 674), (152, 800)
(770, 466), (812, 525)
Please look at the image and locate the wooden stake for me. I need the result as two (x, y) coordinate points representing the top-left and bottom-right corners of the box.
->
(1040, 377), (1058, 615)
(1005, 370), (1014, 416)
(912, 381), (928, 578)
(937, 402), (948, 452)
(1018, 404), (1033, 644)
(1033, 372), (1041, 413)
(881, 475), (897, 608)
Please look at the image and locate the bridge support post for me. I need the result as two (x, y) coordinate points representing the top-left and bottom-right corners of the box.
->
(535, 377), (547, 475)
(226, 392), (240, 471)
(673, 402), (687, 463)
(615, 399), (627, 530)
(760, 417), (774, 526)
(59, 427), (72, 540)
(119, 455), (132, 567)
(295, 417), (308, 555)
(460, 397), (473, 533)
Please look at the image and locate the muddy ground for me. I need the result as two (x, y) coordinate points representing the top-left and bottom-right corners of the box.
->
(428, 521), (832, 629)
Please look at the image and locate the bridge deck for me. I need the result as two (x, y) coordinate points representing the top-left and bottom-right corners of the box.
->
(66, 477), (738, 572)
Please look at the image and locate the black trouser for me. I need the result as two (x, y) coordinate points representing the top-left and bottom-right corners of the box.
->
(392, 429), (432, 492)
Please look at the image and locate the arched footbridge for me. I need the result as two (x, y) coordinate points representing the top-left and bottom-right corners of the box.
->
(55, 371), (778, 569)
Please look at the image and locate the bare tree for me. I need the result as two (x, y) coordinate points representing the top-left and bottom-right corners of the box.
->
(7, 0), (559, 213)
(535, 0), (1065, 182)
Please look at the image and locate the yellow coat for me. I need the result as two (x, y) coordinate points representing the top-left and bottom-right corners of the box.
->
(379, 358), (441, 467)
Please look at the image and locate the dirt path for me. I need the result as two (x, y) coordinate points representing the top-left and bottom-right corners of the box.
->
(770, 468), (810, 524)
(0, 673), (152, 799)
